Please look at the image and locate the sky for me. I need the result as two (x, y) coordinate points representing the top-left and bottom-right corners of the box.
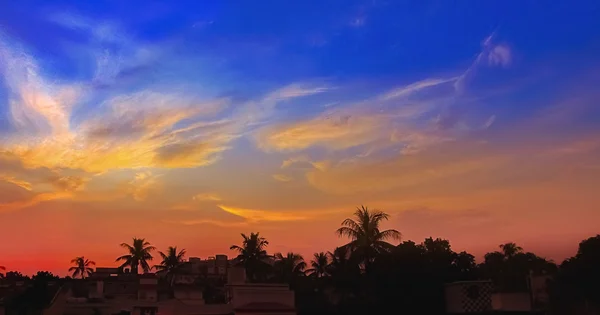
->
(1, 0), (600, 276)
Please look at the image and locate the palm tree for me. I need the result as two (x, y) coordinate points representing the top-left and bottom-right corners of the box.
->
(230, 232), (271, 282)
(154, 246), (186, 273)
(306, 252), (329, 278)
(326, 246), (361, 304)
(499, 242), (523, 259)
(274, 252), (306, 283)
(336, 206), (401, 272)
(68, 257), (95, 279)
(116, 238), (155, 274)
(154, 246), (186, 287)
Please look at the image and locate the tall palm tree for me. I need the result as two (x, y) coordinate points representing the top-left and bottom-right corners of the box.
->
(68, 257), (95, 279)
(230, 232), (271, 282)
(306, 252), (329, 278)
(274, 252), (306, 283)
(336, 206), (401, 272)
(499, 243), (523, 259)
(116, 238), (155, 274)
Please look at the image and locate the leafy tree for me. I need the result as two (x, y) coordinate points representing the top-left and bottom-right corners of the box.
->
(306, 252), (329, 278)
(453, 251), (477, 279)
(336, 206), (401, 272)
(274, 252), (306, 284)
(551, 235), (600, 314)
(32, 271), (60, 283)
(69, 256), (95, 279)
(116, 238), (155, 274)
(4, 271), (29, 281)
(481, 242), (555, 292)
(230, 232), (271, 282)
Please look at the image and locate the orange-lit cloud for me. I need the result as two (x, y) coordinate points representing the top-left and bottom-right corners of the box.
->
(272, 174), (293, 182)
(0, 176), (33, 191)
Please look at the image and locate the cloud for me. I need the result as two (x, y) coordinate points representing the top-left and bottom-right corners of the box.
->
(192, 192), (222, 202)
(153, 141), (225, 168)
(306, 145), (509, 195)
(272, 174), (293, 182)
(164, 219), (247, 227)
(454, 33), (513, 93)
(254, 77), (461, 155)
(488, 45), (512, 67)
(128, 171), (161, 201)
(0, 176), (33, 191)
(257, 113), (389, 152)
(281, 156), (329, 170)
(50, 175), (89, 192)
(216, 204), (343, 223)
(0, 192), (74, 212)
(264, 84), (330, 102)
(379, 78), (457, 101)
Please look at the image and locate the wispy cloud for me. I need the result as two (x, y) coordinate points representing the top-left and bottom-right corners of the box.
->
(0, 176), (33, 191)
(0, 192), (74, 212)
(216, 204), (341, 223)
(272, 174), (293, 182)
(192, 192), (222, 202)
(128, 171), (161, 201)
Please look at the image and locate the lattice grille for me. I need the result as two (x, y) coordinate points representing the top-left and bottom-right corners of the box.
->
(460, 282), (493, 313)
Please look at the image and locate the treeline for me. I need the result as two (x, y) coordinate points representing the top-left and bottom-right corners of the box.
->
(227, 207), (600, 315)
(1, 206), (599, 314)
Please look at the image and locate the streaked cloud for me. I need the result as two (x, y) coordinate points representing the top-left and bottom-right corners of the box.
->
(217, 205), (343, 223)
(0, 176), (33, 191)
(192, 192), (222, 202)
(272, 174), (293, 182)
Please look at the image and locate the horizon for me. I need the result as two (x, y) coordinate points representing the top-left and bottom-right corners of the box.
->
(1, 1), (600, 277)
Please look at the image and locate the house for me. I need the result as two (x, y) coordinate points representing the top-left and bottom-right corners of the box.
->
(44, 261), (296, 315)
(445, 280), (494, 313)
(226, 267), (296, 315)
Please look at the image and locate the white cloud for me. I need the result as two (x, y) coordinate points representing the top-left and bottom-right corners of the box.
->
(488, 45), (512, 67)
(380, 77), (457, 100)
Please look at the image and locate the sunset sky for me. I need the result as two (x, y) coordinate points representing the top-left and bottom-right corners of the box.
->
(1, 1), (599, 276)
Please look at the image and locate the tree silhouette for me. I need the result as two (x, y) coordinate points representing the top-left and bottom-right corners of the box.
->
(154, 246), (186, 287)
(4, 271), (29, 281)
(274, 252), (306, 283)
(481, 242), (555, 292)
(325, 246), (361, 305)
(32, 271), (60, 283)
(306, 252), (329, 278)
(551, 235), (600, 313)
(230, 232), (271, 282)
(0, 265), (4, 278)
(116, 238), (155, 274)
(336, 206), (401, 272)
(69, 257), (95, 279)
(499, 242), (523, 258)
(154, 246), (186, 273)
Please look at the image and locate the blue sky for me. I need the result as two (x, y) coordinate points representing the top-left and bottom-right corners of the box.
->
(1, 0), (600, 274)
